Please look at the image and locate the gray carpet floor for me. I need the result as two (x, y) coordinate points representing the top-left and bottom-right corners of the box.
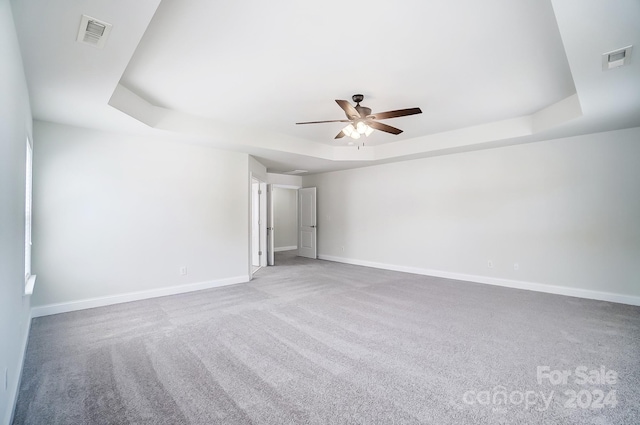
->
(13, 251), (640, 424)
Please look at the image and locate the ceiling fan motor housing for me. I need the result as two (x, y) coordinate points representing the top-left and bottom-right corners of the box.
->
(355, 105), (372, 118)
(350, 94), (371, 118)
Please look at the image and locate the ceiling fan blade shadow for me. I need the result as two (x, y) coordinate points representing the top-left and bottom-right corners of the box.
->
(368, 120), (403, 135)
(296, 119), (351, 124)
(370, 108), (422, 120)
(335, 100), (361, 120)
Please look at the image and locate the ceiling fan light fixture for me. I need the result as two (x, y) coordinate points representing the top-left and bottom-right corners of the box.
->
(342, 124), (355, 137)
(343, 122), (372, 140)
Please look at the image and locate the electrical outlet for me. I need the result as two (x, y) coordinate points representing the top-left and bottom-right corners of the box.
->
(179, 266), (187, 276)
(341, 246), (345, 252)
(488, 260), (494, 268)
(514, 263), (519, 271)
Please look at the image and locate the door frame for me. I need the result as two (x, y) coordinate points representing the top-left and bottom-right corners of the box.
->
(250, 174), (267, 277)
(266, 183), (301, 266)
(267, 184), (274, 266)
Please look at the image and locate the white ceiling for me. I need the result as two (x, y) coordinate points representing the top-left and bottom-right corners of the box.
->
(11, 0), (640, 174)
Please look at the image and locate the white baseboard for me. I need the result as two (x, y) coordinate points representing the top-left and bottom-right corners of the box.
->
(31, 275), (250, 318)
(274, 246), (297, 252)
(318, 255), (640, 307)
(6, 310), (32, 425)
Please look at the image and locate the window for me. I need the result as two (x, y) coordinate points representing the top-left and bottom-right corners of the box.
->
(25, 137), (35, 295)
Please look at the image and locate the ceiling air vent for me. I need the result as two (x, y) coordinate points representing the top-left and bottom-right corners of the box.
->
(76, 15), (112, 49)
(283, 170), (308, 175)
(602, 45), (633, 71)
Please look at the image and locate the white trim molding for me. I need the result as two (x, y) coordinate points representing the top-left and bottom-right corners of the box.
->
(318, 255), (640, 307)
(24, 274), (36, 296)
(31, 275), (250, 318)
(7, 313), (32, 425)
(274, 246), (297, 252)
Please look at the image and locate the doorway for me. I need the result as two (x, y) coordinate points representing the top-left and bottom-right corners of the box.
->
(269, 186), (299, 264)
(256, 182), (315, 270)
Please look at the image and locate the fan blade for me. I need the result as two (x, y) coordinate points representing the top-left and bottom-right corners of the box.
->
(296, 119), (351, 125)
(336, 100), (361, 119)
(368, 120), (403, 135)
(335, 130), (346, 139)
(370, 107), (422, 120)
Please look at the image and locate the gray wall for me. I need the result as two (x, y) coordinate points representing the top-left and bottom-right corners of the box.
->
(273, 187), (298, 249)
(32, 121), (250, 307)
(0, 2), (33, 423)
(303, 127), (640, 300)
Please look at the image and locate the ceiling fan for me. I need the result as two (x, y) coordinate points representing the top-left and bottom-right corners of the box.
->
(296, 94), (422, 140)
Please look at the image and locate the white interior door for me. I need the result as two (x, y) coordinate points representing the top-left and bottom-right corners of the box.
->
(259, 181), (267, 267)
(266, 184), (274, 266)
(298, 187), (317, 259)
(251, 178), (260, 267)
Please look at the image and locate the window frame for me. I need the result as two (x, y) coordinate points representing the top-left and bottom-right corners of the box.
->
(24, 136), (35, 295)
